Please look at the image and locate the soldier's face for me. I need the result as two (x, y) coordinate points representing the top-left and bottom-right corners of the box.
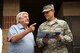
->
(18, 14), (29, 25)
(44, 10), (54, 21)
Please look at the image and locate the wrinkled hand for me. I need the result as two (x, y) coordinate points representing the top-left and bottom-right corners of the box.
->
(27, 23), (37, 32)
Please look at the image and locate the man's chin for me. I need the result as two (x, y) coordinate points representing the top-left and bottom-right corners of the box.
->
(46, 19), (50, 21)
(45, 17), (49, 20)
(25, 22), (29, 25)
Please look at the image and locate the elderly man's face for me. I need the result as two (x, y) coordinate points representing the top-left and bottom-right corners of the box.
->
(44, 10), (54, 21)
(19, 14), (29, 25)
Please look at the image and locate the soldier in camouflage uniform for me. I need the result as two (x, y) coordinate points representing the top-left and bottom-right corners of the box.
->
(36, 4), (73, 53)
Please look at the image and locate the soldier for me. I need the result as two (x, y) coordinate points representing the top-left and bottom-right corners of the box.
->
(36, 4), (73, 53)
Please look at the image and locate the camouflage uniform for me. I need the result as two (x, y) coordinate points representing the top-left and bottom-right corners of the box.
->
(36, 18), (73, 53)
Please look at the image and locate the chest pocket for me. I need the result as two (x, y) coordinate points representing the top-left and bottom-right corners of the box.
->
(41, 25), (51, 32)
(52, 24), (64, 35)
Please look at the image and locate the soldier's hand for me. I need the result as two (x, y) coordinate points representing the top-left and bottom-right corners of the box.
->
(42, 37), (49, 44)
(55, 36), (61, 41)
(27, 23), (37, 32)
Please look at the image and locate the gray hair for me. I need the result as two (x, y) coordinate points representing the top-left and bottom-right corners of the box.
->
(16, 11), (29, 23)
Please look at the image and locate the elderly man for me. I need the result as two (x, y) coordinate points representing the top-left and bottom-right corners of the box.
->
(8, 12), (36, 53)
(36, 4), (73, 53)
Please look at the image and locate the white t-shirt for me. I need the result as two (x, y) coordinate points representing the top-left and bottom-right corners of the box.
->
(0, 28), (2, 53)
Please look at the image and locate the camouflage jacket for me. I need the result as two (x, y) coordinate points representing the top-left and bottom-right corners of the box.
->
(36, 18), (73, 53)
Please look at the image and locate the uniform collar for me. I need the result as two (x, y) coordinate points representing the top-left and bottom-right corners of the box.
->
(46, 18), (58, 26)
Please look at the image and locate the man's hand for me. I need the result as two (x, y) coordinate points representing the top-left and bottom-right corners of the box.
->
(42, 37), (49, 44)
(54, 32), (61, 41)
(27, 23), (37, 32)
(55, 36), (61, 41)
